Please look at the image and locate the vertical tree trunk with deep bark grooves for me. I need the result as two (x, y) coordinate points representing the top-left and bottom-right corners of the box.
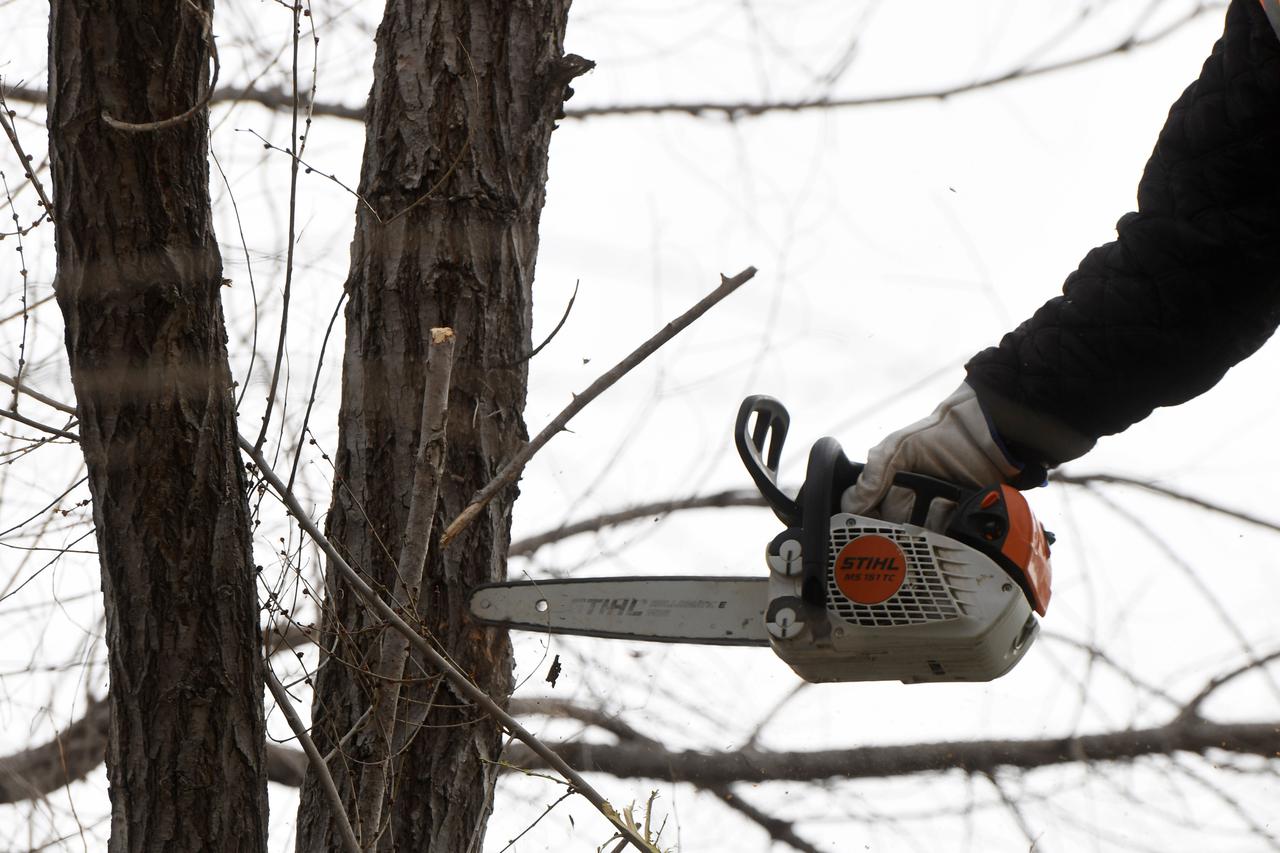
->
(47, 2), (269, 850)
(296, 2), (582, 850)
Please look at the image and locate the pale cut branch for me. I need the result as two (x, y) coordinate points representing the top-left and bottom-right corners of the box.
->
(441, 267), (757, 547)
(359, 327), (455, 839)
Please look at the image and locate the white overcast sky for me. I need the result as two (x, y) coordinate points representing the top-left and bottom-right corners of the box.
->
(2, 1), (1279, 851)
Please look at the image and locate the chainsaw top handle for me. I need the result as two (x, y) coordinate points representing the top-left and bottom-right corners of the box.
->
(735, 396), (801, 525)
(737, 396), (970, 607)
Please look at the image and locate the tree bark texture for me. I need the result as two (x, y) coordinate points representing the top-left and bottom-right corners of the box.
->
(295, 2), (583, 850)
(47, 2), (269, 850)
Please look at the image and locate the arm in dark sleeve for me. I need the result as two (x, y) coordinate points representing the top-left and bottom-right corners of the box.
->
(965, 0), (1280, 470)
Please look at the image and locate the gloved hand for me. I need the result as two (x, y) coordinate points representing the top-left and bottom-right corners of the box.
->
(840, 383), (1024, 527)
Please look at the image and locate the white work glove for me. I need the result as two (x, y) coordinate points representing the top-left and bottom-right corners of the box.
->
(841, 383), (1023, 527)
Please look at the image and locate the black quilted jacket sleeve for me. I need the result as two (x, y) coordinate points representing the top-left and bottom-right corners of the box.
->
(965, 0), (1280, 462)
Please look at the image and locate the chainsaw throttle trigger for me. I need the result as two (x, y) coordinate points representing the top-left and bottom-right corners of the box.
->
(844, 460), (967, 527)
(736, 395), (801, 525)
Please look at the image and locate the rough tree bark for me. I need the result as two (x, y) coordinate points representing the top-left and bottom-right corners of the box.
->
(295, 2), (587, 850)
(47, 1), (269, 850)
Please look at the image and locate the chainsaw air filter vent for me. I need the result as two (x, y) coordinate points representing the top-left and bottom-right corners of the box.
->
(825, 521), (960, 627)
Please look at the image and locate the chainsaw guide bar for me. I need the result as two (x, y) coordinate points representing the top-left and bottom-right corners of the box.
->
(469, 576), (770, 646)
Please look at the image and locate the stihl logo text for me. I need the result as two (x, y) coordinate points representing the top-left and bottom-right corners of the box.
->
(838, 555), (900, 573)
(578, 598), (645, 616)
(568, 597), (730, 618)
(833, 534), (907, 605)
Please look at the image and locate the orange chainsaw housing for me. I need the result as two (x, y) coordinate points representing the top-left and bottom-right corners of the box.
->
(946, 485), (1052, 616)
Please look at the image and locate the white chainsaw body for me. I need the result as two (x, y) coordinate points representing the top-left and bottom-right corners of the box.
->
(763, 513), (1038, 683)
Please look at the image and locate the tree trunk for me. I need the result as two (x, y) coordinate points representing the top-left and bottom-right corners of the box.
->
(295, 2), (585, 850)
(47, 1), (269, 850)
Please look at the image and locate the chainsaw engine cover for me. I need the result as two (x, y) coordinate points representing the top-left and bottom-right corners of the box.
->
(763, 513), (1039, 684)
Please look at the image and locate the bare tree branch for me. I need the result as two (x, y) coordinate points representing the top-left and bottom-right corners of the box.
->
(558, 3), (1213, 121)
(7, 695), (1279, 831)
(510, 489), (766, 556)
(512, 464), (1280, 560)
(1176, 648), (1280, 724)
(503, 718), (1280, 786)
(707, 785), (823, 853)
(513, 697), (827, 853)
(0, 697), (108, 805)
(442, 267), (757, 547)
(0, 408), (79, 441)
(0, 5), (1221, 124)
(1053, 471), (1280, 535)
(264, 667), (360, 853)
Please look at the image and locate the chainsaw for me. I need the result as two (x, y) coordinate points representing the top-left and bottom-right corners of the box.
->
(469, 396), (1053, 684)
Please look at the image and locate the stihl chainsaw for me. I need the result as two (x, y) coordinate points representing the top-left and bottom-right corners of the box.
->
(470, 396), (1053, 684)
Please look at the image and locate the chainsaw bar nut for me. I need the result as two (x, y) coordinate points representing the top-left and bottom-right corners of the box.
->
(766, 530), (803, 577)
(766, 597), (806, 640)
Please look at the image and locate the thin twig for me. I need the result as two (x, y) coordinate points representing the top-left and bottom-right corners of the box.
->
(241, 439), (657, 852)
(0, 90), (54, 220)
(251, 0), (306, 456)
(513, 697), (817, 852)
(496, 790), (575, 853)
(1170, 757), (1280, 850)
(264, 666), (360, 853)
(286, 291), (346, 494)
(1082, 487), (1280, 704)
(0, 373), (75, 414)
(562, 2), (1218, 120)
(0, 169), (31, 409)
(100, 0), (220, 132)
(0, 409), (78, 441)
(709, 785), (822, 853)
(0, 293), (55, 325)
(503, 279), (579, 367)
(983, 770), (1044, 852)
(441, 266), (757, 547)
(1176, 648), (1280, 724)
